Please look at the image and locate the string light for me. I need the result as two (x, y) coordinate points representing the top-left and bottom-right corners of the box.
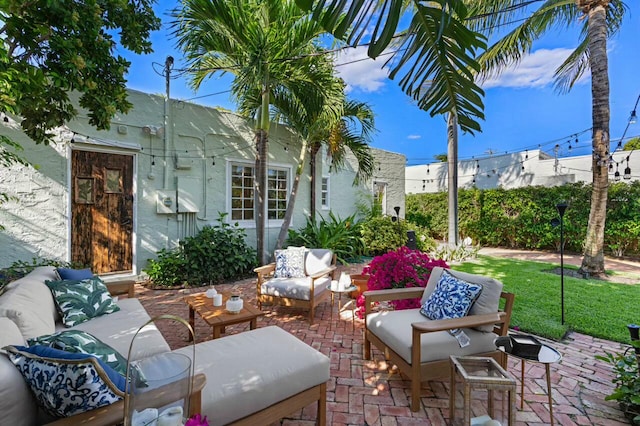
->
(624, 157), (632, 180)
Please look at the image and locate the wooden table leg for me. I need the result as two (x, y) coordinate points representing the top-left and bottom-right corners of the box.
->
(463, 383), (471, 426)
(546, 363), (554, 426)
(250, 318), (257, 330)
(330, 292), (334, 328)
(188, 306), (195, 342)
(488, 389), (494, 420)
(213, 326), (221, 339)
(509, 386), (516, 426)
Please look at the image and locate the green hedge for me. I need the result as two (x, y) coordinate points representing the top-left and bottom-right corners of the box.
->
(406, 181), (640, 257)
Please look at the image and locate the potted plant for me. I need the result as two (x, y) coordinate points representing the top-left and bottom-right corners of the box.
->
(596, 340), (640, 425)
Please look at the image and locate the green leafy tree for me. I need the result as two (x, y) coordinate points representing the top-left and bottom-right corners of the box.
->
(623, 137), (640, 151)
(466, 0), (628, 276)
(0, 0), (160, 229)
(434, 153), (448, 162)
(173, 0), (343, 263)
(0, 0), (160, 148)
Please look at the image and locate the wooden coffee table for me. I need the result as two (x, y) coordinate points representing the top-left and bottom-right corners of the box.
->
(184, 292), (265, 342)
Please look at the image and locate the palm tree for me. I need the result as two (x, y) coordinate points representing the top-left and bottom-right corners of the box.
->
(295, 0), (486, 134)
(308, 98), (376, 218)
(173, 0), (342, 263)
(465, 0), (628, 276)
(296, 1), (486, 249)
(272, 84), (376, 249)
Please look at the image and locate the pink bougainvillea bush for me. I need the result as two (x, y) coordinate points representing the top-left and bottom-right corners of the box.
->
(355, 246), (449, 318)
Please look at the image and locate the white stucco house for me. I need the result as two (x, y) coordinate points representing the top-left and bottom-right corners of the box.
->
(406, 148), (640, 193)
(0, 89), (405, 276)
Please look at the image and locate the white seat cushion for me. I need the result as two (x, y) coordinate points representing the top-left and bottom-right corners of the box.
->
(366, 308), (498, 364)
(58, 298), (170, 360)
(174, 326), (329, 425)
(261, 276), (330, 300)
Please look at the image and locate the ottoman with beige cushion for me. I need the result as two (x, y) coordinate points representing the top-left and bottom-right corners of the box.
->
(175, 326), (330, 425)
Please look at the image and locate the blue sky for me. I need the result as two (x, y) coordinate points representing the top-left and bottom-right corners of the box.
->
(122, 2), (640, 167)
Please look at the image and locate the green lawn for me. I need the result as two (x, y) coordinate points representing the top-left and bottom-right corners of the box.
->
(453, 255), (640, 344)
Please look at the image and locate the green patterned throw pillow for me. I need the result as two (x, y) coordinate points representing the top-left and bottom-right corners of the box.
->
(28, 330), (127, 375)
(45, 277), (120, 327)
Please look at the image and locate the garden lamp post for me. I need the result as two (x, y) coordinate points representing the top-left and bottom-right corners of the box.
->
(552, 201), (568, 325)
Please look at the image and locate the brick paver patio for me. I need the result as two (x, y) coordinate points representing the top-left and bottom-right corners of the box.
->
(134, 263), (632, 426)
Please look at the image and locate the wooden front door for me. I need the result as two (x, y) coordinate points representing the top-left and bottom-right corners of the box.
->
(71, 150), (134, 274)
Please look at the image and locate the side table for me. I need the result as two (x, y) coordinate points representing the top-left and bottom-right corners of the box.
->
(449, 356), (517, 426)
(496, 338), (562, 425)
(329, 281), (357, 331)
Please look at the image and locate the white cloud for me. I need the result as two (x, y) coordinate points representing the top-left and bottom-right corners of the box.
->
(407, 134), (421, 140)
(334, 46), (390, 93)
(481, 48), (589, 89)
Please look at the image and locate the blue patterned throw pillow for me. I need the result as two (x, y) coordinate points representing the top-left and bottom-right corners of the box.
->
(45, 276), (120, 327)
(273, 247), (306, 278)
(420, 270), (483, 321)
(4, 345), (125, 418)
(28, 330), (128, 376)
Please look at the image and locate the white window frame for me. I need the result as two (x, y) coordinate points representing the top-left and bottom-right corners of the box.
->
(226, 159), (292, 228)
(320, 176), (330, 210)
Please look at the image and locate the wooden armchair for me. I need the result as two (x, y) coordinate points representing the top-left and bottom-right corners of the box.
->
(255, 248), (336, 323)
(363, 267), (515, 412)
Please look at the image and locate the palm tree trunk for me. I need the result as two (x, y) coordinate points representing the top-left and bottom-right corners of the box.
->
(447, 112), (459, 246)
(580, 2), (610, 277)
(255, 78), (271, 265)
(275, 138), (309, 249)
(309, 143), (321, 223)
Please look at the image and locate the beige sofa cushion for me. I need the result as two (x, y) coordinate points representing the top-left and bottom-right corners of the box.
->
(174, 326), (329, 425)
(421, 267), (504, 332)
(0, 266), (58, 339)
(57, 298), (171, 360)
(0, 317), (37, 426)
(367, 308), (498, 364)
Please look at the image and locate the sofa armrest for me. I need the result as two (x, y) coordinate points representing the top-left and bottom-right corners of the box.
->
(411, 312), (505, 334)
(106, 280), (135, 298)
(45, 373), (207, 426)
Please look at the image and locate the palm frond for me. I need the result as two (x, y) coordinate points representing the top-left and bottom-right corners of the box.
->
(297, 0), (486, 134)
(553, 37), (589, 94)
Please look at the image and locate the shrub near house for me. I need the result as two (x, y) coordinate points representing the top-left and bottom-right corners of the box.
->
(144, 214), (257, 287)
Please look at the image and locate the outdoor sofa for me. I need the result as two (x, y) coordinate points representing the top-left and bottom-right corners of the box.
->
(0, 266), (329, 425)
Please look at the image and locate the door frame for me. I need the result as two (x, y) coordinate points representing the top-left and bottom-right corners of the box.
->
(67, 143), (139, 277)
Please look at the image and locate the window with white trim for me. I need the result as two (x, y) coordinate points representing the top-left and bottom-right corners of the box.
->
(228, 161), (290, 226)
(321, 176), (330, 209)
(230, 164), (254, 221)
(267, 168), (288, 219)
